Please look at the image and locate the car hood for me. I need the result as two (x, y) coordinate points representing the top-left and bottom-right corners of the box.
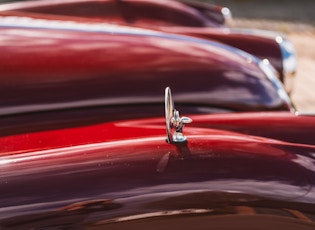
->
(1, 112), (315, 227)
(0, 16), (291, 116)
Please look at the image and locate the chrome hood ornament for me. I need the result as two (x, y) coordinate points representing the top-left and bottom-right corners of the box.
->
(165, 87), (192, 144)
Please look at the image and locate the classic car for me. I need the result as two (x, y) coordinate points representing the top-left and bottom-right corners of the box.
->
(1, 87), (315, 229)
(0, 0), (297, 91)
(0, 14), (294, 120)
(1, 2), (313, 229)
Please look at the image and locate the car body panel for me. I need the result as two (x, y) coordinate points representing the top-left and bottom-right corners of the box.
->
(0, 17), (292, 116)
(0, 0), (228, 27)
(1, 112), (315, 227)
(0, 0), (295, 83)
(1, 111), (315, 155)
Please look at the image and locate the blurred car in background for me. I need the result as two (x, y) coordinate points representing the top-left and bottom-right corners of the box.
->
(0, 0), (297, 92)
(0, 15), (293, 123)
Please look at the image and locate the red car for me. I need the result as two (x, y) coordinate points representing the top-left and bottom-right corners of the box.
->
(1, 86), (315, 229)
(1, 2), (314, 229)
(0, 0), (297, 91)
(0, 15), (293, 118)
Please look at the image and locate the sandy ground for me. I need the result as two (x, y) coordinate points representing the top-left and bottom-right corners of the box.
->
(289, 32), (315, 112)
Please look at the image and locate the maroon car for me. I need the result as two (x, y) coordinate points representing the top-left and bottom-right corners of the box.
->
(0, 86), (315, 229)
(0, 0), (297, 91)
(0, 15), (293, 117)
(1, 3), (314, 229)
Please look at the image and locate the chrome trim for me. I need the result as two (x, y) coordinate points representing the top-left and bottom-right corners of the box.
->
(221, 7), (233, 26)
(258, 59), (295, 113)
(276, 36), (297, 92)
(165, 87), (192, 144)
(276, 36), (297, 76)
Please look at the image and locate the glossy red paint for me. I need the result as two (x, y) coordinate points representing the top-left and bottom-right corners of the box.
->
(1, 111), (315, 155)
(0, 19), (291, 116)
(0, 0), (227, 26)
(0, 0), (285, 80)
(1, 111), (315, 226)
(189, 112), (315, 145)
(155, 26), (284, 79)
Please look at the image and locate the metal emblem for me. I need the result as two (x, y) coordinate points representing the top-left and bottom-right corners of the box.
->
(165, 87), (192, 144)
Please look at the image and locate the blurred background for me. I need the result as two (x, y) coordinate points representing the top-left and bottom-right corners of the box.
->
(0, 0), (314, 111)
(206, 0), (315, 112)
